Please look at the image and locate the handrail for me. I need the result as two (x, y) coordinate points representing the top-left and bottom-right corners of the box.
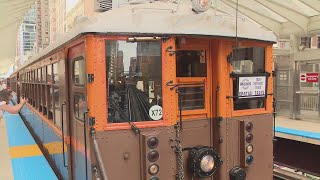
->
(91, 128), (108, 180)
(61, 102), (68, 168)
(83, 111), (89, 180)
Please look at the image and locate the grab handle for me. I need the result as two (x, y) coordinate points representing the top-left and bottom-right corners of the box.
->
(61, 102), (68, 168)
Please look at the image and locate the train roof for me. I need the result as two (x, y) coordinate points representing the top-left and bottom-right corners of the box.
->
(19, 0), (276, 72)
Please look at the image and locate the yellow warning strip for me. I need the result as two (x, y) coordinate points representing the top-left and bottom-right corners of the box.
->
(9, 145), (42, 158)
(9, 142), (66, 159)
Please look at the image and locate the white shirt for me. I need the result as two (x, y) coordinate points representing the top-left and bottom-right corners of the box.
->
(0, 101), (6, 119)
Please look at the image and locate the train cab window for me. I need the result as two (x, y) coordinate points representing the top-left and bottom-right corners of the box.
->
(176, 50), (207, 77)
(176, 50), (207, 111)
(106, 40), (162, 123)
(231, 47), (266, 110)
(73, 58), (86, 86)
(74, 93), (87, 121)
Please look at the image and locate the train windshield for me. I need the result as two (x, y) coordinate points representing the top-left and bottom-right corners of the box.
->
(106, 40), (162, 123)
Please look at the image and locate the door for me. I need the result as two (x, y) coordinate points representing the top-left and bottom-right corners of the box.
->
(68, 43), (89, 180)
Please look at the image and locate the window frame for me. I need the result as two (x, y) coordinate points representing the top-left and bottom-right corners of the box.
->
(230, 44), (273, 116)
(105, 39), (164, 124)
(72, 56), (86, 87)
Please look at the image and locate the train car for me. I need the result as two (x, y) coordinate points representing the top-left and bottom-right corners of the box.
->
(10, 1), (276, 180)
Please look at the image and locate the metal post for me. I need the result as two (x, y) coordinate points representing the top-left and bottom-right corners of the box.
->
(293, 61), (299, 119)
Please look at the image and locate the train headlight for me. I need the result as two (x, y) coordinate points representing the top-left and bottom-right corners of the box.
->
(192, 0), (212, 13)
(200, 155), (215, 172)
(188, 146), (222, 178)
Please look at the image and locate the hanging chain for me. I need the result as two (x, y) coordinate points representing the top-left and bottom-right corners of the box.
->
(174, 124), (184, 180)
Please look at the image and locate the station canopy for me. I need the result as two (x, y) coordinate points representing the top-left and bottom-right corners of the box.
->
(0, 0), (320, 74)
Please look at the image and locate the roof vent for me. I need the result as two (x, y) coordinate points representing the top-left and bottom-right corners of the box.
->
(95, 0), (113, 12)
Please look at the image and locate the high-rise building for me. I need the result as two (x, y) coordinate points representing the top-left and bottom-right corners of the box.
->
(49, 0), (66, 42)
(16, 5), (36, 66)
(36, 0), (50, 51)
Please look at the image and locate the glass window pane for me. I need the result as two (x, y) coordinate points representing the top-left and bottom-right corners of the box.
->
(232, 47), (266, 110)
(47, 64), (52, 84)
(42, 67), (46, 83)
(106, 40), (162, 123)
(232, 47), (265, 74)
(53, 85), (61, 127)
(73, 58), (86, 85)
(178, 86), (205, 110)
(74, 93), (87, 121)
(53, 63), (59, 84)
(176, 50), (207, 77)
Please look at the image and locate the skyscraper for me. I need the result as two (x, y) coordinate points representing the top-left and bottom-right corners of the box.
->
(16, 5), (36, 66)
(35, 0), (50, 51)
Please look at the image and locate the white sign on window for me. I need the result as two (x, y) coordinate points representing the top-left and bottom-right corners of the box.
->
(238, 76), (266, 99)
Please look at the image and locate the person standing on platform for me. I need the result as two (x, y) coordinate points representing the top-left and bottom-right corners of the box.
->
(0, 90), (27, 119)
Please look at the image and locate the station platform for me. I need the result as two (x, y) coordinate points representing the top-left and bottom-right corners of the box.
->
(0, 112), (57, 180)
(275, 116), (320, 145)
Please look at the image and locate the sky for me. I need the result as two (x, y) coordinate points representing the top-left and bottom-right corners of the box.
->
(66, 0), (80, 12)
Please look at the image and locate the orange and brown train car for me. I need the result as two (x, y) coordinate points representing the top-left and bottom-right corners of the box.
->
(10, 1), (276, 180)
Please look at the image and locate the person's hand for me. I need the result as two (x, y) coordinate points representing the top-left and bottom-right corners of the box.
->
(20, 97), (28, 104)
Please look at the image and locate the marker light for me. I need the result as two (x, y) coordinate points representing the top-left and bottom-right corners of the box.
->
(246, 122), (253, 132)
(148, 150), (159, 162)
(150, 177), (159, 180)
(148, 164), (159, 175)
(246, 133), (253, 143)
(147, 137), (159, 149)
(246, 155), (254, 165)
(246, 144), (253, 154)
(192, 0), (212, 13)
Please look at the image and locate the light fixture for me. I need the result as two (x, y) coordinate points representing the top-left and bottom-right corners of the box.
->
(246, 155), (254, 165)
(147, 137), (159, 149)
(246, 133), (253, 143)
(246, 144), (253, 154)
(245, 122), (253, 132)
(192, 0), (212, 13)
(148, 164), (159, 176)
(148, 150), (159, 162)
(188, 146), (222, 178)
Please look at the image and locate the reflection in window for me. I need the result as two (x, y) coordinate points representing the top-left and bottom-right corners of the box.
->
(106, 40), (162, 123)
(74, 93), (87, 121)
(73, 58), (86, 85)
(47, 64), (52, 84)
(53, 63), (59, 84)
(232, 47), (266, 110)
(176, 50), (207, 77)
(178, 86), (205, 110)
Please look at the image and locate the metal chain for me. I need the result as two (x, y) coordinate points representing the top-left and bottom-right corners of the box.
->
(175, 124), (184, 180)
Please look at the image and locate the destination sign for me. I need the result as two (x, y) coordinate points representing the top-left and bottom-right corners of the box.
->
(238, 76), (266, 99)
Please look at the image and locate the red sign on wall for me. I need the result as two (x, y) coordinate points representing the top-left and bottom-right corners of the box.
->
(300, 73), (319, 82)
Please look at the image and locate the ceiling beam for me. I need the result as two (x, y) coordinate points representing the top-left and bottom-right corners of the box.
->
(299, 0), (320, 13)
(255, 0), (309, 33)
(221, 0), (281, 36)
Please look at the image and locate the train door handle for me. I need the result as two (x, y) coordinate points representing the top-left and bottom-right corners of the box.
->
(83, 111), (89, 180)
(61, 102), (68, 168)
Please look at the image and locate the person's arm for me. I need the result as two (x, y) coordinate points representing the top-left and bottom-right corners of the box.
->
(0, 97), (27, 114)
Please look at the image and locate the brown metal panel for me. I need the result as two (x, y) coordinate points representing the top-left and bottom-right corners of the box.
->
(96, 127), (176, 180)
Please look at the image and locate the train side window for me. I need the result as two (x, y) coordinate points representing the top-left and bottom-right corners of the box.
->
(231, 47), (266, 110)
(74, 93), (87, 121)
(41, 67), (47, 115)
(73, 57), (86, 86)
(106, 40), (162, 123)
(53, 63), (61, 127)
(47, 64), (53, 119)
